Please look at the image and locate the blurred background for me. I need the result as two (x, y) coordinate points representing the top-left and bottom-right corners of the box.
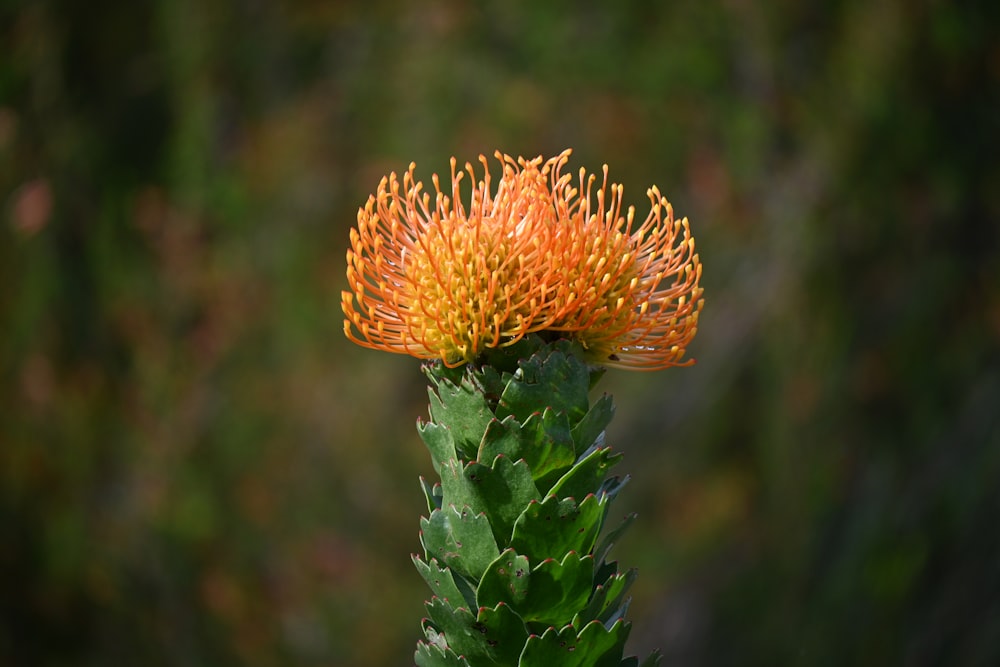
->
(2, 0), (998, 665)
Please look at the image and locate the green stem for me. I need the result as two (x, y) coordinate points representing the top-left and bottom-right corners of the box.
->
(412, 336), (661, 667)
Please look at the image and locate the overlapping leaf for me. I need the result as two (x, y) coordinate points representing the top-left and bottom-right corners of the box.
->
(427, 376), (495, 460)
(412, 555), (473, 609)
(548, 447), (623, 501)
(439, 456), (541, 545)
(570, 393), (615, 456)
(510, 494), (605, 562)
(495, 347), (591, 425)
(418, 421), (457, 473)
(574, 568), (636, 627)
(412, 338), (661, 666)
(420, 505), (500, 581)
(518, 619), (631, 667)
(476, 549), (594, 626)
(420, 477), (444, 514)
(414, 639), (470, 667)
(423, 598), (528, 666)
(593, 513), (636, 569)
(477, 409), (576, 488)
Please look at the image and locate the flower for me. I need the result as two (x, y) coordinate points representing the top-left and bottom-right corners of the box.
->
(342, 150), (703, 370)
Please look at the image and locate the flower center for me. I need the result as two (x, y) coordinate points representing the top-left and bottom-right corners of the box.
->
(549, 217), (640, 351)
(402, 213), (520, 364)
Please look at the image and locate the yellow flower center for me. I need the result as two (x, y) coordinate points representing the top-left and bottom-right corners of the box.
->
(402, 213), (511, 363)
(558, 225), (636, 321)
(393, 156), (561, 365)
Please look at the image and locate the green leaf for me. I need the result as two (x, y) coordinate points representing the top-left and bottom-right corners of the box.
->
(412, 555), (468, 608)
(420, 477), (444, 514)
(475, 549), (531, 611)
(510, 494), (606, 562)
(423, 598), (528, 666)
(520, 409), (577, 490)
(440, 456), (541, 545)
(518, 619), (631, 667)
(474, 602), (531, 666)
(414, 640), (471, 667)
(423, 359), (467, 390)
(570, 394), (615, 456)
(593, 513), (636, 569)
(420, 505), (501, 581)
(586, 363), (607, 390)
(422, 601), (476, 660)
(601, 596), (632, 632)
(427, 377), (495, 460)
(476, 416), (523, 462)
(465, 361), (519, 410)
(548, 447), (622, 502)
(477, 549), (594, 626)
(520, 552), (595, 625)
(496, 347), (591, 425)
(478, 410), (576, 489)
(573, 569), (636, 627)
(418, 420), (458, 473)
(596, 474), (630, 504)
(475, 334), (548, 375)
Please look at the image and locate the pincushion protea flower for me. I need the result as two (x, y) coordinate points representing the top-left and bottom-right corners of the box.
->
(341, 150), (703, 667)
(342, 150), (703, 369)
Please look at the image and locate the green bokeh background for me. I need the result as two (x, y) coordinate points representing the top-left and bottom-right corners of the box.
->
(2, 1), (998, 665)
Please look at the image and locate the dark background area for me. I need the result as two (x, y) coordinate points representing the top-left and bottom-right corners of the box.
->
(2, 1), (998, 665)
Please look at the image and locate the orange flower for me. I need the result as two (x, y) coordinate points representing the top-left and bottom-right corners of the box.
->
(342, 150), (703, 370)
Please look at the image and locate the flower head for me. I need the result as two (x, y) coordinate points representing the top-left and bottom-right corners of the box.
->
(342, 150), (703, 370)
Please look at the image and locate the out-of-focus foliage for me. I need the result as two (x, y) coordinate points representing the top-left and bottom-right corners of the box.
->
(1, 1), (997, 666)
